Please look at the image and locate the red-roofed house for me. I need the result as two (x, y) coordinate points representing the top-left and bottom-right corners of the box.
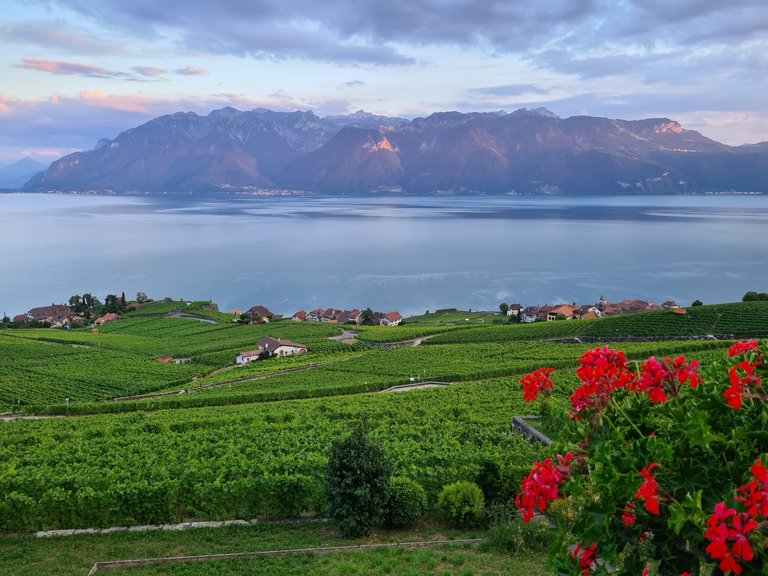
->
(548, 305), (576, 321)
(258, 337), (308, 357)
(291, 310), (308, 321)
(380, 311), (403, 326)
(94, 313), (121, 326)
(236, 348), (265, 365)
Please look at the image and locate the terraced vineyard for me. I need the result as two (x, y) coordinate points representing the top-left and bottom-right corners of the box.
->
(426, 301), (768, 344)
(0, 300), (762, 536)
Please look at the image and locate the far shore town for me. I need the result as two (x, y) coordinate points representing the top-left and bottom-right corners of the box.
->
(6, 294), (684, 331)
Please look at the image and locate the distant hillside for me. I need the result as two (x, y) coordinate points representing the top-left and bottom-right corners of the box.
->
(24, 107), (768, 195)
(0, 157), (46, 189)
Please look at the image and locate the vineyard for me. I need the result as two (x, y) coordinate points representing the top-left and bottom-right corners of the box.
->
(0, 300), (764, 536)
(426, 301), (768, 344)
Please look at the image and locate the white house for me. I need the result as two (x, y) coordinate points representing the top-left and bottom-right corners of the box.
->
(257, 337), (308, 357)
(236, 349), (264, 365)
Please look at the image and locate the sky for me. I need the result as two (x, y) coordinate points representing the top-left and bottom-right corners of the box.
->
(1, 0), (768, 166)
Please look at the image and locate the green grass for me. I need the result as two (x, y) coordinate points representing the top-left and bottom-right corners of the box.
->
(104, 546), (547, 576)
(0, 521), (531, 576)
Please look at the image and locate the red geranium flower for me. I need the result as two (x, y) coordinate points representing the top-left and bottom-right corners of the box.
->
(570, 347), (637, 419)
(705, 502), (758, 575)
(736, 460), (768, 520)
(636, 356), (702, 404)
(621, 501), (637, 527)
(520, 367), (555, 403)
(728, 340), (762, 359)
(516, 452), (575, 523)
(725, 361), (763, 409)
(570, 542), (598, 576)
(635, 463), (661, 515)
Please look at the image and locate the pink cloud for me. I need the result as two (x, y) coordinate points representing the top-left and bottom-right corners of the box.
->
(16, 58), (118, 78)
(132, 66), (167, 77)
(175, 66), (208, 76)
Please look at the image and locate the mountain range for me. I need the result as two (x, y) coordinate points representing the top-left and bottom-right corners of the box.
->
(0, 157), (47, 190)
(23, 107), (768, 195)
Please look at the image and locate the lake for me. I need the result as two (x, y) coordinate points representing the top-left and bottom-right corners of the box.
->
(1, 193), (767, 318)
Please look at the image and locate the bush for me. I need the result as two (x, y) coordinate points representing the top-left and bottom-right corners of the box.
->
(482, 503), (551, 554)
(386, 477), (427, 528)
(475, 459), (503, 503)
(324, 420), (392, 537)
(437, 480), (484, 527)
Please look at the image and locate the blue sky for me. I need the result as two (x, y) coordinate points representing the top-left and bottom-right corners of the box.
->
(2, 0), (768, 165)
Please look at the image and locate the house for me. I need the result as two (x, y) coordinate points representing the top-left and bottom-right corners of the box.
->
(321, 308), (341, 323)
(291, 310), (308, 321)
(157, 355), (174, 363)
(236, 348), (264, 365)
(245, 305), (275, 322)
(380, 311), (403, 326)
(257, 337), (308, 357)
(507, 304), (523, 317)
(27, 304), (74, 323)
(521, 306), (539, 323)
(661, 300), (679, 309)
(582, 310), (600, 320)
(94, 313), (120, 326)
(336, 309), (362, 324)
(537, 305), (554, 322)
(307, 308), (325, 322)
(548, 305), (576, 321)
(673, 308), (688, 316)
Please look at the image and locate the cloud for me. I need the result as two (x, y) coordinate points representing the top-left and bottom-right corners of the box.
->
(0, 20), (125, 55)
(468, 84), (549, 96)
(16, 58), (120, 78)
(132, 66), (167, 77)
(344, 80), (365, 88)
(174, 66), (207, 76)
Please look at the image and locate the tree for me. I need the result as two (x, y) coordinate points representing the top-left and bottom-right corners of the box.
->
(324, 420), (392, 537)
(692, 299), (703, 306)
(499, 302), (509, 316)
(742, 291), (768, 302)
(120, 292), (127, 307)
(360, 308), (375, 326)
(68, 294), (84, 313)
(136, 291), (149, 304)
(104, 294), (120, 313)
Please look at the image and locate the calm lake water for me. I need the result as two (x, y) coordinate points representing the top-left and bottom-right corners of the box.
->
(1, 193), (767, 317)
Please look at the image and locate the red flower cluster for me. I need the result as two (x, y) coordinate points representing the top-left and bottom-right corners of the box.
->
(729, 341), (762, 359)
(520, 367), (555, 403)
(516, 453), (575, 523)
(570, 347), (636, 420)
(570, 542), (598, 576)
(634, 463), (661, 515)
(621, 501), (637, 527)
(736, 460), (768, 520)
(636, 356), (702, 404)
(725, 361), (763, 409)
(705, 502), (758, 574)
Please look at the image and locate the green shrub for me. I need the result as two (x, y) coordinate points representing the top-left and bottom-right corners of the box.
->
(437, 481), (484, 527)
(324, 420), (392, 537)
(386, 477), (427, 528)
(475, 459), (503, 503)
(482, 503), (551, 554)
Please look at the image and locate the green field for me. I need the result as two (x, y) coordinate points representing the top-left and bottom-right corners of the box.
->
(0, 299), (765, 574)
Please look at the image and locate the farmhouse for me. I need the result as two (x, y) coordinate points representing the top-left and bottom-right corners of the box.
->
(236, 349), (264, 365)
(244, 305), (280, 322)
(291, 310), (308, 321)
(257, 337), (308, 357)
(380, 311), (403, 326)
(94, 313), (120, 326)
